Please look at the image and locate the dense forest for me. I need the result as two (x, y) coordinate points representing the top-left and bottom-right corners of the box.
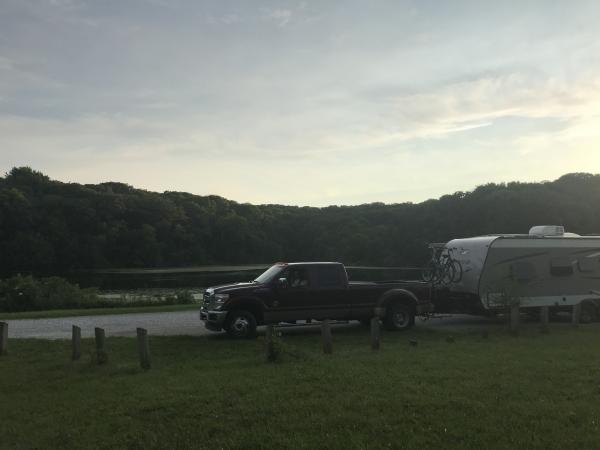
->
(1, 167), (599, 276)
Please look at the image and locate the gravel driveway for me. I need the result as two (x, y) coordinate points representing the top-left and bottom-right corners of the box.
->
(4, 310), (502, 340)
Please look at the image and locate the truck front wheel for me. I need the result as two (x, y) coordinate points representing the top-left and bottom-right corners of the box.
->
(225, 310), (257, 338)
(384, 303), (414, 331)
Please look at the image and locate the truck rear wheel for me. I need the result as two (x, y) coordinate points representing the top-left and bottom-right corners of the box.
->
(225, 310), (257, 338)
(384, 302), (414, 331)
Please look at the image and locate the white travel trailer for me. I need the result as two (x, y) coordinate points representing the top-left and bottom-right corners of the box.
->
(437, 226), (600, 321)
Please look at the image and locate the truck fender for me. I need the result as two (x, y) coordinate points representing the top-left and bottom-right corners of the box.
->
(226, 298), (265, 324)
(375, 289), (419, 318)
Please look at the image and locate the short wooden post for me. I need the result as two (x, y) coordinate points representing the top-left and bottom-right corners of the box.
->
(321, 319), (332, 354)
(509, 304), (520, 335)
(370, 317), (380, 351)
(94, 327), (107, 365)
(136, 328), (151, 370)
(540, 306), (549, 334)
(265, 324), (277, 362)
(0, 322), (7, 356)
(71, 325), (81, 360)
(572, 303), (581, 327)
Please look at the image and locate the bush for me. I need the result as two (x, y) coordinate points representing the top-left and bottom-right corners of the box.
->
(175, 290), (195, 304)
(0, 275), (98, 312)
(0, 275), (40, 312)
(0, 276), (197, 312)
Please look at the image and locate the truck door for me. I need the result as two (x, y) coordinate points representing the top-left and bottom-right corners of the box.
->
(309, 265), (350, 320)
(271, 266), (313, 321)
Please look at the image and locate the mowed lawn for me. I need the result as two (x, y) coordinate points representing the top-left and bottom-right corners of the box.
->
(1, 324), (600, 449)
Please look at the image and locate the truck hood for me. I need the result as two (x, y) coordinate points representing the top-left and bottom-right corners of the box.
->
(205, 282), (260, 295)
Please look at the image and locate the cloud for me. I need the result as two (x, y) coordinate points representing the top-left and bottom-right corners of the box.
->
(1, 0), (600, 205)
(261, 7), (293, 27)
(2, 71), (598, 167)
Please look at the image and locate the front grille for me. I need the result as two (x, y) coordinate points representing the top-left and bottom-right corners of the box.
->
(203, 292), (213, 308)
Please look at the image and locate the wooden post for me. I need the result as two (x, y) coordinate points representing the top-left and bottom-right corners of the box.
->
(71, 325), (81, 360)
(0, 322), (7, 356)
(370, 317), (380, 351)
(509, 304), (520, 335)
(540, 306), (550, 334)
(321, 319), (332, 354)
(94, 327), (107, 365)
(265, 324), (277, 362)
(572, 303), (581, 327)
(136, 328), (151, 370)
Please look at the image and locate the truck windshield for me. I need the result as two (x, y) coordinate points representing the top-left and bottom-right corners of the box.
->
(254, 265), (284, 283)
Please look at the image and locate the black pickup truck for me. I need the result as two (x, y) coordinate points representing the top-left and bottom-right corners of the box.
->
(200, 262), (433, 338)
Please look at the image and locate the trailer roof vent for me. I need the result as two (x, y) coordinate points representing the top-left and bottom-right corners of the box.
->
(529, 225), (565, 237)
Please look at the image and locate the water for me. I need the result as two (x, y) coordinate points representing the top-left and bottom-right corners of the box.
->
(66, 265), (423, 290)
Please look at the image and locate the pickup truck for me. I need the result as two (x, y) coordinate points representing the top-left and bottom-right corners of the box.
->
(200, 262), (433, 338)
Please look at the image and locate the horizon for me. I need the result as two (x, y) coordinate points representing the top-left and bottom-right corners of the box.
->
(1, 1), (600, 206)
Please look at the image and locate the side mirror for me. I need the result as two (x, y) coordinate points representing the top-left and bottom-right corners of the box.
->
(277, 277), (289, 289)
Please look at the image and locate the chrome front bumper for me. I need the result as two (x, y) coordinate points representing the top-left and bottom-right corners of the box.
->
(200, 308), (228, 331)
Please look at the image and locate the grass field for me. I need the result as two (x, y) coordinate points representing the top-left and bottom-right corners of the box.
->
(0, 303), (199, 320)
(1, 324), (600, 449)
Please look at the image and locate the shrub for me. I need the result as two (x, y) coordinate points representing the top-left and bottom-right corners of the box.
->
(0, 275), (98, 312)
(0, 275), (41, 312)
(175, 290), (195, 304)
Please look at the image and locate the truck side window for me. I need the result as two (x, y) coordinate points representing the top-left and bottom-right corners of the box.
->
(317, 266), (342, 287)
(510, 261), (536, 282)
(550, 258), (574, 277)
(287, 268), (310, 288)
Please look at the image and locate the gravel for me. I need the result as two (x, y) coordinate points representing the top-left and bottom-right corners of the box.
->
(4, 310), (502, 340)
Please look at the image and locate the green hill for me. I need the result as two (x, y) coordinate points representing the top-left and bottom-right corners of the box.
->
(1, 167), (599, 275)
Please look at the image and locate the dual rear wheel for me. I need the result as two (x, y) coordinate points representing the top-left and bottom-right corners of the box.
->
(383, 302), (414, 331)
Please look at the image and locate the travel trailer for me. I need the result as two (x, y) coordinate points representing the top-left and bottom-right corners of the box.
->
(435, 226), (600, 321)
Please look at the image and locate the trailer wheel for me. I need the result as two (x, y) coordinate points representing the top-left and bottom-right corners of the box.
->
(580, 301), (598, 324)
(384, 302), (414, 331)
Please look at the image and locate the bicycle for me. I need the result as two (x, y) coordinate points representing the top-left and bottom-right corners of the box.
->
(421, 244), (463, 285)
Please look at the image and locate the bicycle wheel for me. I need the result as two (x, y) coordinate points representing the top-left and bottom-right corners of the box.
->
(421, 261), (436, 282)
(451, 260), (463, 283)
(441, 261), (456, 285)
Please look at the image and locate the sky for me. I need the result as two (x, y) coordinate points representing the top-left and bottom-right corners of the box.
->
(1, 0), (600, 206)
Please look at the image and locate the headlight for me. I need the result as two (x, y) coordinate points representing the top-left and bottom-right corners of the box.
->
(214, 293), (229, 309)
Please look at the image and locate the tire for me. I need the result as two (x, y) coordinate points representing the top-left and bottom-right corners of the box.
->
(451, 260), (463, 283)
(580, 301), (598, 324)
(440, 262), (456, 285)
(225, 310), (257, 338)
(421, 262), (436, 283)
(384, 302), (414, 331)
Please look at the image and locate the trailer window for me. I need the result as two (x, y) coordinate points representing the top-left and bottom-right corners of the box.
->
(510, 262), (536, 281)
(550, 258), (574, 277)
(578, 257), (597, 273)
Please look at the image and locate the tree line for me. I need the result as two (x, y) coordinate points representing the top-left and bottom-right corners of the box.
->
(1, 167), (599, 276)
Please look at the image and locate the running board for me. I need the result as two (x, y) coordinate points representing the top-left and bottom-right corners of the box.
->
(274, 320), (350, 328)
